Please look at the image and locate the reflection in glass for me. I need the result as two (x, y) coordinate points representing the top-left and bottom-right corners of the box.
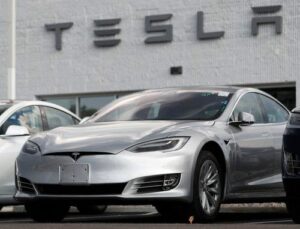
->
(44, 98), (76, 114)
(80, 96), (116, 118)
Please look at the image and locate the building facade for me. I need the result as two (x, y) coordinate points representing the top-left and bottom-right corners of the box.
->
(0, 0), (299, 117)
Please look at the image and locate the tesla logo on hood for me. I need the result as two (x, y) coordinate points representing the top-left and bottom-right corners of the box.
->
(71, 152), (81, 161)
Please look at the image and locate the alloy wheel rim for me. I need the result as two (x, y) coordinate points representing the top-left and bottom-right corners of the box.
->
(198, 159), (221, 215)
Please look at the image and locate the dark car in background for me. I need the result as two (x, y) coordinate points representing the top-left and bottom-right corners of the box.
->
(283, 107), (300, 223)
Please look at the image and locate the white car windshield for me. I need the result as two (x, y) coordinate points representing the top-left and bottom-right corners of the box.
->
(89, 90), (233, 122)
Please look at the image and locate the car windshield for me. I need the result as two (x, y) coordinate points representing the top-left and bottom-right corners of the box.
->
(0, 105), (12, 116)
(90, 90), (233, 122)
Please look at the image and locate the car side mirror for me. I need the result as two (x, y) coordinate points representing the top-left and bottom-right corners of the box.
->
(230, 112), (255, 126)
(238, 112), (255, 125)
(79, 116), (90, 124)
(5, 125), (30, 136)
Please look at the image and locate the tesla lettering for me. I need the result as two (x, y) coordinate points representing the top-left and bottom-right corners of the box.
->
(45, 5), (282, 51)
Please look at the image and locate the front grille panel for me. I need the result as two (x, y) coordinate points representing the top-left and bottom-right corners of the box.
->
(17, 177), (36, 194)
(35, 183), (126, 195)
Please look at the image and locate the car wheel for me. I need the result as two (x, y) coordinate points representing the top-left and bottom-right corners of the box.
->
(154, 203), (191, 222)
(25, 203), (70, 222)
(192, 150), (223, 222)
(286, 198), (300, 223)
(76, 205), (107, 214)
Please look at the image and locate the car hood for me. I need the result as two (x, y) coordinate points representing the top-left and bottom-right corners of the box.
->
(31, 120), (214, 154)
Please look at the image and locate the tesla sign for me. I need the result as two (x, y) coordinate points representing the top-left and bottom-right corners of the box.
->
(45, 5), (282, 51)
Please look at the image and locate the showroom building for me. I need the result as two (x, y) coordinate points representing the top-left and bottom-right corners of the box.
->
(0, 0), (299, 117)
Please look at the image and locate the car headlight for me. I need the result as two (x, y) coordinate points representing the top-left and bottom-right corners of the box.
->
(22, 141), (41, 155)
(289, 113), (300, 125)
(127, 137), (190, 153)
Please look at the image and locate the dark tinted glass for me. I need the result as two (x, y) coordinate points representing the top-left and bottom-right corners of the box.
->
(43, 98), (76, 114)
(258, 94), (289, 123)
(90, 90), (233, 122)
(80, 96), (115, 118)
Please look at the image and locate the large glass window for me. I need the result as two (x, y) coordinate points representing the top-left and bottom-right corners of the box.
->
(258, 94), (289, 123)
(231, 93), (264, 123)
(79, 96), (115, 118)
(0, 106), (43, 135)
(44, 98), (76, 114)
(90, 90), (233, 122)
(43, 107), (77, 130)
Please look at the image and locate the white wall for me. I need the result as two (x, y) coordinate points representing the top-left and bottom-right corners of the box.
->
(0, 0), (11, 99)
(4, 0), (299, 105)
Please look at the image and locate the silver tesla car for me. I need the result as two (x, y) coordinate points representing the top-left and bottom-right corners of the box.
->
(15, 87), (290, 222)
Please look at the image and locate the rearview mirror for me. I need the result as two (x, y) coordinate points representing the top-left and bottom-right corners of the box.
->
(5, 125), (30, 136)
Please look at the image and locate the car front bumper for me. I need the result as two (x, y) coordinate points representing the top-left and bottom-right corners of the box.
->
(15, 148), (197, 204)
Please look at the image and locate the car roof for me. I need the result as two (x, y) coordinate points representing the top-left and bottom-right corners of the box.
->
(142, 86), (241, 94)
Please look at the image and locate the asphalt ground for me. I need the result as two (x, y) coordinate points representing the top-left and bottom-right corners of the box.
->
(0, 204), (298, 228)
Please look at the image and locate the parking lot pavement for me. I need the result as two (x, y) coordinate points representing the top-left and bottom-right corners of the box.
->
(0, 204), (298, 228)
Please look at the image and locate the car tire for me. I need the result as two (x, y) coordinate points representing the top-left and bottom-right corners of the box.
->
(286, 198), (300, 224)
(155, 150), (223, 223)
(192, 150), (223, 222)
(76, 205), (107, 214)
(25, 203), (70, 222)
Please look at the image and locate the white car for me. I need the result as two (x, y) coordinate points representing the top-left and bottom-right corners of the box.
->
(0, 100), (80, 209)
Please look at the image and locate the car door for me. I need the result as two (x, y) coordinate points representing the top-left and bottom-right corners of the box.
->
(228, 92), (275, 194)
(257, 94), (289, 191)
(0, 106), (43, 196)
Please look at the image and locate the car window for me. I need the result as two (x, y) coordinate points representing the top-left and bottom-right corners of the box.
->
(231, 93), (264, 123)
(0, 106), (43, 135)
(43, 107), (77, 130)
(258, 94), (289, 123)
(90, 90), (233, 122)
